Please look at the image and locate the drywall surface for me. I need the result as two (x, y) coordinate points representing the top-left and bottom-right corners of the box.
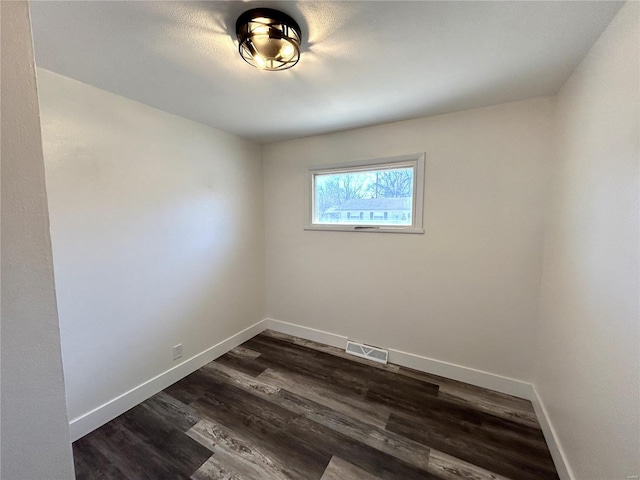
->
(263, 97), (554, 382)
(535, 2), (640, 479)
(0, 2), (75, 478)
(37, 69), (265, 424)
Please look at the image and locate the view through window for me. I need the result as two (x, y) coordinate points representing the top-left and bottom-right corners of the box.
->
(314, 166), (415, 226)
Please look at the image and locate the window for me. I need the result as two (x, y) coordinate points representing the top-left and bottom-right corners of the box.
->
(306, 153), (425, 233)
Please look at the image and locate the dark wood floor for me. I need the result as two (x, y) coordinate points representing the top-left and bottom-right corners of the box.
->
(73, 330), (559, 480)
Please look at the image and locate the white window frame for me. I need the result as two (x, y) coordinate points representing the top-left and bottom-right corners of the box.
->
(305, 153), (425, 234)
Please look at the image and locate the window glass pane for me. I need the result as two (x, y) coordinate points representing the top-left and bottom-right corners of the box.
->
(314, 166), (414, 225)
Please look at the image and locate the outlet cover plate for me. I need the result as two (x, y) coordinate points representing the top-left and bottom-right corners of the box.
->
(173, 344), (182, 361)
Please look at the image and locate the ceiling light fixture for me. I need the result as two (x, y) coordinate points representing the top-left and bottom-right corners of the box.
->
(236, 8), (301, 71)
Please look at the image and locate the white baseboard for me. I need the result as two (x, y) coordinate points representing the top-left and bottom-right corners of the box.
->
(266, 318), (348, 349)
(530, 385), (574, 480)
(266, 318), (532, 400)
(69, 318), (269, 441)
(387, 348), (533, 399)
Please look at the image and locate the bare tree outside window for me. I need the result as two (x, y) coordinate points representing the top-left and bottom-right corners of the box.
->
(371, 169), (413, 198)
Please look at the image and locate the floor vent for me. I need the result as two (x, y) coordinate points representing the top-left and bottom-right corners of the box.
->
(345, 341), (389, 364)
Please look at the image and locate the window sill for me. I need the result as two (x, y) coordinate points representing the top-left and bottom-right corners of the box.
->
(304, 225), (425, 234)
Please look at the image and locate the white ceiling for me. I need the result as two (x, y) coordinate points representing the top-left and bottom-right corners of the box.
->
(30, 1), (623, 144)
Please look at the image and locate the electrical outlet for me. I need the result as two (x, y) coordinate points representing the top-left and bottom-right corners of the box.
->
(172, 344), (182, 361)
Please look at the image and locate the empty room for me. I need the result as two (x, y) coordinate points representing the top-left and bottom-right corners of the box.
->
(1, 1), (638, 479)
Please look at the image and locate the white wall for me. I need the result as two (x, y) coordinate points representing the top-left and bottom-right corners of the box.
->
(37, 69), (265, 425)
(0, 3), (75, 478)
(263, 97), (554, 382)
(535, 2), (640, 479)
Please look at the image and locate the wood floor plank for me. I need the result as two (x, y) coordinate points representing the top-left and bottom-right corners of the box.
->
(163, 369), (213, 405)
(249, 334), (445, 426)
(189, 379), (331, 480)
(141, 390), (201, 432)
(427, 449), (512, 480)
(214, 350), (267, 377)
(366, 378), (548, 459)
(244, 337), (369, 397)
(118, 402), (212, 477)
(202, 360), (281, 398)
(72, 440), (128, 480)
(230, 346), (262, 358)
(251, 335), (440, 401)
(190, 456), (242, 480)
(259, 367), (391, 428)
(321, 456), (383, 480)
(202, 360), (431, 471)
(84, 418), (188, 479)
(437, 390), (539, 429)
(277, 389), (431, 471)
(285, 415), (438, 480)
(398, 367), (539, 428)
(187, 418), (293, 480)
(386, 412), (559, 480)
